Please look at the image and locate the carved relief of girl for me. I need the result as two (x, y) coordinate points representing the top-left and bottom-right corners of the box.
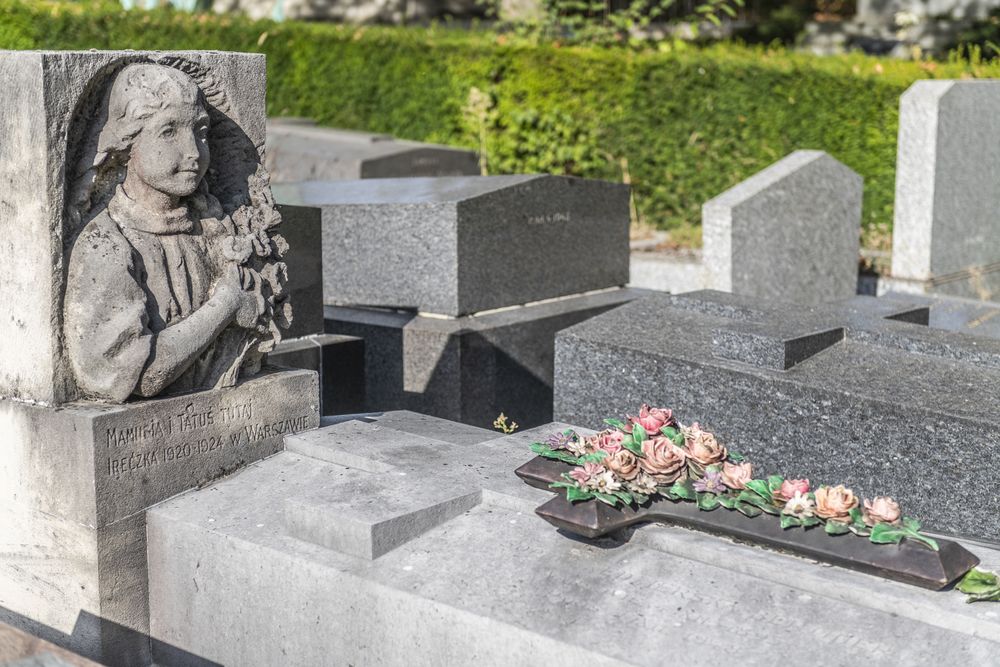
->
(64, 62), (289, 403)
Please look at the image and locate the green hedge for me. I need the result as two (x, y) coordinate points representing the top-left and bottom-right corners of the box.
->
(4, 0), (1000, 244)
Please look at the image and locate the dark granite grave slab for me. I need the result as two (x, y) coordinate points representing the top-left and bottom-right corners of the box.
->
(276, 204), (323, 338)
(326, 288), (648, 429)
(554, 289), (1000, 540)
(267, 334), (365, 416)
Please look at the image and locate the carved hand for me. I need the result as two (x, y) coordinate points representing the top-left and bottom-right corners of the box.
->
(214, 263), (265, 329)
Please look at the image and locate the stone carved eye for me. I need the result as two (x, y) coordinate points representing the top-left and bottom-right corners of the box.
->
(159, 126), (176, 139)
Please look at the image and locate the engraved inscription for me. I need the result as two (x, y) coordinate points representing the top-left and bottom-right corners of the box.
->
(103, 397), (310, 479)
(527, 211), (571, 225)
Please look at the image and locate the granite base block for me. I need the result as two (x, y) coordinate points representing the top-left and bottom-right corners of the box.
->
(146, 412), (1000, 666)
(0, 369), (319, 666)
(554, 290), (1000, 540)
(268, 334), (365, 415)
(324, 288), (648, 429)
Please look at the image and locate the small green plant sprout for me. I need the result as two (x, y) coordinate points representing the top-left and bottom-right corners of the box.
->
(493, 412), (519, 434)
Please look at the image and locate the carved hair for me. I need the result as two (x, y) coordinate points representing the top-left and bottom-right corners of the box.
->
(66, 58), (228, 232)
(96, 64), (205, 162)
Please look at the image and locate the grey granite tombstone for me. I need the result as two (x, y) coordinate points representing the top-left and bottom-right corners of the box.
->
(702, 150), (862, 305)
(274, 175), (631, 316)
(889, 80), (1000, 300)
(0, 51), (319, 665)
(144, 412), (1000, 665)
(554, 289), (1000, 539)
(265, 120), (479, 183)
(275, 174), (642, 426)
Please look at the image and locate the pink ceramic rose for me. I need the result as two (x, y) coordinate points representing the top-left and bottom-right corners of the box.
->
(863, 496), (901, 526)
(569, 462), (605, 486)
(638, 436), (687, 484)
(720, 461), (752, 490)
(604, 449), (640, 481)
(591, 429), (625, 455)
(776, 478), (810, 502)
(629, 404), (676, 434)
(814, 485), (859, 524)
(684, 423), (727, 466)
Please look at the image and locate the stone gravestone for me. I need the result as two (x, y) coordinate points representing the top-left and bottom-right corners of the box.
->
(143, 413), (1000, 665)
(265, 119), (480, 182)
(702, 150), (862, 305)
(554, 289), (1000, 540)
(889, 80), (1000, 300)
(274, 175), (646, 427)
(0, 51), (319, 665)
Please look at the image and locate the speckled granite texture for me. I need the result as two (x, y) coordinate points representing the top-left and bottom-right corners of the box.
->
(555, 289), (1000, 539)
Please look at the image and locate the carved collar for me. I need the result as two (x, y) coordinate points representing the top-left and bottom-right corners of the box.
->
(108, 185), (194, 235)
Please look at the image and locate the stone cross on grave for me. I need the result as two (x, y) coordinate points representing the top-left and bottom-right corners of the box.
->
(276, 412), (566, 559)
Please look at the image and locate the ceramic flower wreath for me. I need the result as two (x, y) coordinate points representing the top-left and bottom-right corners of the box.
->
(530, 404), (939, 551)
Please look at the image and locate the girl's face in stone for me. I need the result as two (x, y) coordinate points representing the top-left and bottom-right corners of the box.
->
(129, 99), (211, 199)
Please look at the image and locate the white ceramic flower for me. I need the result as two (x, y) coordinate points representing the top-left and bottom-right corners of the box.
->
(627, 473), (658, 496)
(589, 470), (622, 494)
(782, 492), (816, 519)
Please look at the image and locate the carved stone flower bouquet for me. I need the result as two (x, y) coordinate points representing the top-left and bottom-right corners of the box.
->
(215, 166), (291, 383)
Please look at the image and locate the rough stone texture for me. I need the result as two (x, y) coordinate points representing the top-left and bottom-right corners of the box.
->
(267, 333), (365, 415)
(325, 288), (647, 429)
(891, 80), (1000, 300)
(0, 51), (280, 406)
(147, 412), (1000, 666)
(266, 121), (479, 182)
(887, 292), (1000, 340)
(276, 204), (323, 339)
(702, 150), (862, 305)
(0, 369), (319, 665)
(0, 622), (101, 667)
(554, 289), (1000, 540)
(274, 175), (631, 316)
(628, 249), (708, 293)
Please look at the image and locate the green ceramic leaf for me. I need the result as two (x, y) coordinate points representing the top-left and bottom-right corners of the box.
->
(728, 451), (746, 463)
(604, 418), (627, 430)
(957, 568), (1000, 595)
(824, 521), (851, 535)
(622, 435), (644, 457)
(780, 514), (802, 529)
(736, 502), (762, 518)
(530, 442), (583, 465)
(632, 423), (648, 444)
(613, 490), (634, 505)
(670, 430), (685, 447)
(697, 493), (721, 511)
(736, 490), (780, 514)
(800, 516), (823, 529)
(848, 507), (864, 524)
(905, 531), (939, 552)
(766, 475), (784, 493)
(744, 479), (772, 502)
(716, 495), (739, 509)
(593, 491), (620, 507)
(669, 480), (697, 501)
(868, 523), (906, 545)
(578, 451), (607, 464)
(660, 425), (679, 439)
(566, 486), (595, 503)
(548, 481), (577, 490)
(848, 523), (872, 537)
(632, 492), (650, 505)
(903, 516), (922, 532)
